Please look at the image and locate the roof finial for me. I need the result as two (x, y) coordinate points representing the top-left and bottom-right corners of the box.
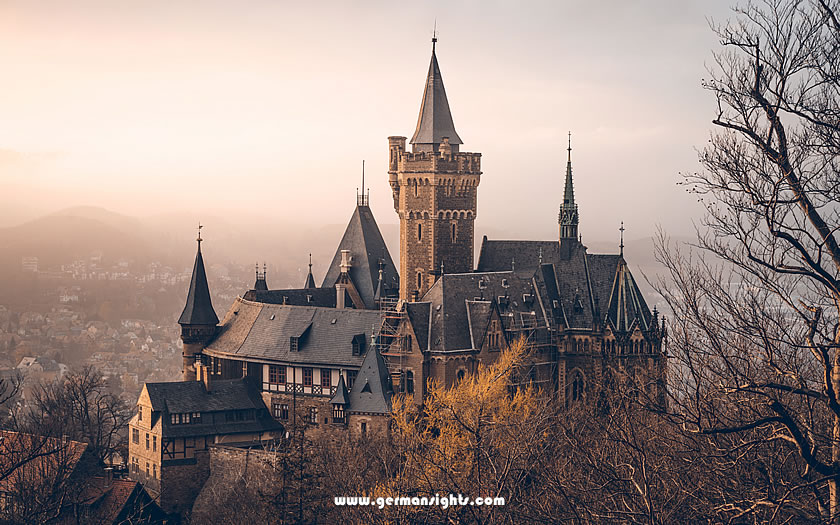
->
(309, 253), (313, 272)
(196, 222), (203, 248)
(619, 221), (625, 256)
(538, 246), (543, 264)
(568, 131), (572, 163)
(432, 19), (437, 52)
(358, 160), (368, 207)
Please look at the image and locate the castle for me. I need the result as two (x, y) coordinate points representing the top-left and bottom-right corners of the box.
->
(128, 37), (666, 515)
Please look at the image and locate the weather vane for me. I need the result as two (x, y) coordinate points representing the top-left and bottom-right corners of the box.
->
(197, 222), (203, 245)
(619, 221), (625, 256)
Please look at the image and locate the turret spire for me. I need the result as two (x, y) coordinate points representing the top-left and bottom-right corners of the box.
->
(179, 229), (218, 326)
(410, 36), (463, 152)
(304, 253), (316, 289)
(559, 132), (579, 247)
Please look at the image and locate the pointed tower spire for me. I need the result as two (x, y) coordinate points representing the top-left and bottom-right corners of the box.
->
(559, 132), (580, 255)
(179, 226), (218, 326)
(410, 35), (463, 153)
(304, 253), (316, 289)
(179, 224), (218, 381)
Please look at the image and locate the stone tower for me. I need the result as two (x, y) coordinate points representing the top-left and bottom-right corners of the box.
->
(178, 228), (218, 381)
(389, 38), (482, 301)
(558, 133), (579, 258)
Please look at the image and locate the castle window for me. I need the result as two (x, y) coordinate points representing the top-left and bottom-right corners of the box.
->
(348, 371), (357, 390)
(321, 368), (331, 388)
(451, 222), (457, 242)
(571, 371), (585, 402)
(417, 223), (423, 241)
(309, 407), (318, 424)
(153, 435), (157, 452)
(145, 433), (149, 450)
(242, 361), (248, 377)
(303, 367), (313, 387)
(456, 369), (466, 383)
(361, 421), (367, 437)
(417, 271), (423, 289)
(413, 180), (418, 197)
(405, 370), (415, 394)
(138, 406), (142, 421)
(290, 337), (299, 352)
(132, 429), (139, 444)
(153, 464), (157, 479)
(273, 402), (289, 420)
(352, 334), (366, 356)
(269, 365), (285, 384)
(332, 403), (346, 424)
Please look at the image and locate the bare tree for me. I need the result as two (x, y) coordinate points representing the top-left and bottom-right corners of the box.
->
(29, 366), (131, 464)
(655, 0), (840, 521)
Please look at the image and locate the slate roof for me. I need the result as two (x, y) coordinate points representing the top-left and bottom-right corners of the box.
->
(178, 244), (219, 326)
(421, 271), (539, 352)
(142, 379), (282, 438)
(348, 344), (392, 415)
(606, 258), (652, 333)
(321, 205), (399, 309)
(243, 288), (336, 308)
(475, 237), (653, 334)
(330, 374), (349, 405)
(404, 302), (431, 351)
(410, 43), (463, 148)
(204, 297), (381, 368)
(144, 378), (262, 414)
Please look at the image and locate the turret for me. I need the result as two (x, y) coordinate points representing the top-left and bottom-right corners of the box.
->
(178, 225), (218, 381)
(389, 37), (481, 301)
(558, 132), (580, 258)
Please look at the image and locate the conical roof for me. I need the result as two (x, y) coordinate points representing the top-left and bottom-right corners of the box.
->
(409, 43), (463, 148)
(330, 374), (350, 405)
(348, 343), (392, 415)
(605, 258), (651, 333)
(322, 205), (399, 308)
(178, 242), (219, 326)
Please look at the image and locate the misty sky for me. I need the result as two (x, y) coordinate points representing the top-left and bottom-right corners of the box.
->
(0, 0), (735, 246)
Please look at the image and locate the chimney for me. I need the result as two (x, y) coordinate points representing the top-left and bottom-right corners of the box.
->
(340, 250), (352, 274)
(336, 284), (346, 309)
(198, 362), (212, 391)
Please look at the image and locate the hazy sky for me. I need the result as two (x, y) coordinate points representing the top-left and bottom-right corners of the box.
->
(0, 0), (735, 245)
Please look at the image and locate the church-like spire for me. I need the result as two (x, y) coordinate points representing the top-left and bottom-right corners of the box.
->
(559, 132), (579, 244)
(178, 225), (219, 326)
(303, 254), (316, 289)
(409, 36), (463, 152)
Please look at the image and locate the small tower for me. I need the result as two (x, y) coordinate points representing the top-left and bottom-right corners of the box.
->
(178, 225), (218, 381)
(558, 132), (579, 258)
(303, 254), (316, 289)
(389, 37), (482, 301)
(254, 263), (268, 291)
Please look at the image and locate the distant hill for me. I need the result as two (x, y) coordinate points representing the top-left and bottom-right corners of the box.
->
(0, 206), (155, 270)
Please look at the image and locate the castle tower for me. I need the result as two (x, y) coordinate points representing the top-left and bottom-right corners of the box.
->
(178, 227), (218, 381)
(389, 38), (482, 301)
(558, 133), (579, 258)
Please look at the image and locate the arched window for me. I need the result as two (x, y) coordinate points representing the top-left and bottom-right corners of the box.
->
(584, 340), (590, 353)
(417, 271), (423, 289)
(405, 370), (414, 394)
(570, 370), (585, 402)
(456, 369), (466, 383)
(417, 223), (423, 241)
(451, 222), (457, 242)
(413, 180), (418, 197)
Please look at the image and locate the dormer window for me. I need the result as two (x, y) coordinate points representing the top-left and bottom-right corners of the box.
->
(290, 336), (299, 352)
(352, 334), (367, 356)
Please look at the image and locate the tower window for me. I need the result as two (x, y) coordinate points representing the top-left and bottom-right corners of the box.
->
(451, 222), (457, 242)
(405, 370), (415, 394)
(417, 223), (422, 241)
(417, 271), (423, 289)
